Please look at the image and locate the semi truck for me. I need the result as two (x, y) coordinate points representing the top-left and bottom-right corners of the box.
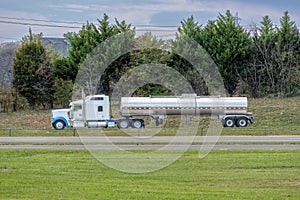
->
(51, 94), (254, 130)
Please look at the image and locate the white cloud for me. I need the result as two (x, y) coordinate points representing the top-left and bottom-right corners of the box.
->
(48, 3), (109, 13)
(45, 0), (293, 25)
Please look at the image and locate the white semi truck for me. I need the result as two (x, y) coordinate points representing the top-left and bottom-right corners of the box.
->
(51, 94), (254, 130)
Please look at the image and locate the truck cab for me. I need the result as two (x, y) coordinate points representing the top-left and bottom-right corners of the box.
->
(52, 95), (113, 130)
(69, 95), (111, 128)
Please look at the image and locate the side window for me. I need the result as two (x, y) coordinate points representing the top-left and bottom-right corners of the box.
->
(91, 97), (104, 101)
(98, 106), (103, 112)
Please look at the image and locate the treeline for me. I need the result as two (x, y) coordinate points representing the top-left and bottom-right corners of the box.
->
(1, 11), (299, 111)
(179, 11), (300, 97)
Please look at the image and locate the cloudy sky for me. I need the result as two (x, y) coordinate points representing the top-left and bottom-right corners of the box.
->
(1, 0), (300, 42)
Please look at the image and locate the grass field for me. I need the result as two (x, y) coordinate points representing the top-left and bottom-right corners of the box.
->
(0, 150), (299, 200)
(0, 97), (299, 136)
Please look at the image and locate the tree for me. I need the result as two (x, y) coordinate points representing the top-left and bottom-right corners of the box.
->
(53, 78), (73, 108)
(65, 14), (132, 83)
(245, 12), (300, 97)
(275, 11), (300, 96)
(245, 16), (277, 97)
(169, 16), (209, 95)
(13, 29), (55, 109)
(53, 57), (73, 81)
(178, 16), (202, 42)
(65, 22), (99, 82)
(130, 32), (172, 96)
(34, 48), (56, 109)
(200, 11), (252, 96)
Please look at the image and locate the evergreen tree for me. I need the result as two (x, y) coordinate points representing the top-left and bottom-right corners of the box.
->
(131, 32), (172, 96)
(65, 14), (132, 82)
(65, 22), (99, 81)
(13, 29), (55, 109)
(200, 11), (252, 96)
(53, 78), (73, 108)
(276, 11), (300, 96)
(169, 16), (209, 95)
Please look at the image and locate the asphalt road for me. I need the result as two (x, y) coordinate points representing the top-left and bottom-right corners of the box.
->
(0, 136), (300, 150)
(0, 135), (300, 143)
(0, 144), (299, 150)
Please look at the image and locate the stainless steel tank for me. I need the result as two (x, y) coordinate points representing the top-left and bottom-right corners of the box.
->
(120, 94), (248, 117)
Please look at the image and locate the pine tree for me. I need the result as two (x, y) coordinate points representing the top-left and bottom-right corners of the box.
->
(65, 14), (132, 83)
(13, 28), (55, 109)
(201, 11), (252, 96)
(170, 16), (209, 95)
(276, 11), (300, 96)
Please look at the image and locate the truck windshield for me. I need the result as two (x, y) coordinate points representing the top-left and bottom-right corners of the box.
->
(73, 105), (82, 111)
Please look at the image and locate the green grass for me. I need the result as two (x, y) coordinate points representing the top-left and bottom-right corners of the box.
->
(0, 97), (299, 136)
(0, 150), (299, 199)
(0, 128), (77, 137)
(2, 142), (300, 146)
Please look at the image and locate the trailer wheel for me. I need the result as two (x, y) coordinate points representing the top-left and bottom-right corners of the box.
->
(132, 120), (143, 129)
(224, 117), (235, 127)
(53, 120), (65, 130)
(117, 119), (129, 129)
(236, 117), (248, 127)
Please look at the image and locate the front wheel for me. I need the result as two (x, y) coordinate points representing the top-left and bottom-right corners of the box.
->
(53, 120), (65, 130)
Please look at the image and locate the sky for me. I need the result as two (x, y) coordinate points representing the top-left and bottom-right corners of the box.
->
(1, 0), (300, 42)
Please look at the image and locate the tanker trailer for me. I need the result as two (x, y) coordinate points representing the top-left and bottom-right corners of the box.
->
(52, 94), (254, 130)
(118, 94), (253, 128)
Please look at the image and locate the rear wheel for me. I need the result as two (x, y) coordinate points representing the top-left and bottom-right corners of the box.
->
(132, 120), (143, 129)
(236, 118), (248, 127)
(117, 119), (130, 129)
(53, 120), (65, 130)
(224, 117), (235, 127)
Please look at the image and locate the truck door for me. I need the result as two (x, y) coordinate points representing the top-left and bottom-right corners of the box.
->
(97, 105), (105, 120)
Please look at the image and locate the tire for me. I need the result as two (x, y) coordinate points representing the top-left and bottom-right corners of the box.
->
(132, 120), (142, 129)
(53, 120), (65, 130)
(117, 119), (129, 129)
(236, 118), (248, 127)
(224, 117), (235, 127)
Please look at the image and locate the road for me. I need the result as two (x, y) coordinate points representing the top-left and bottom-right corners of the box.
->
(0, 144), (299, 150)
(0, 136), (300, 150)
(0, 135), (300, 143)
